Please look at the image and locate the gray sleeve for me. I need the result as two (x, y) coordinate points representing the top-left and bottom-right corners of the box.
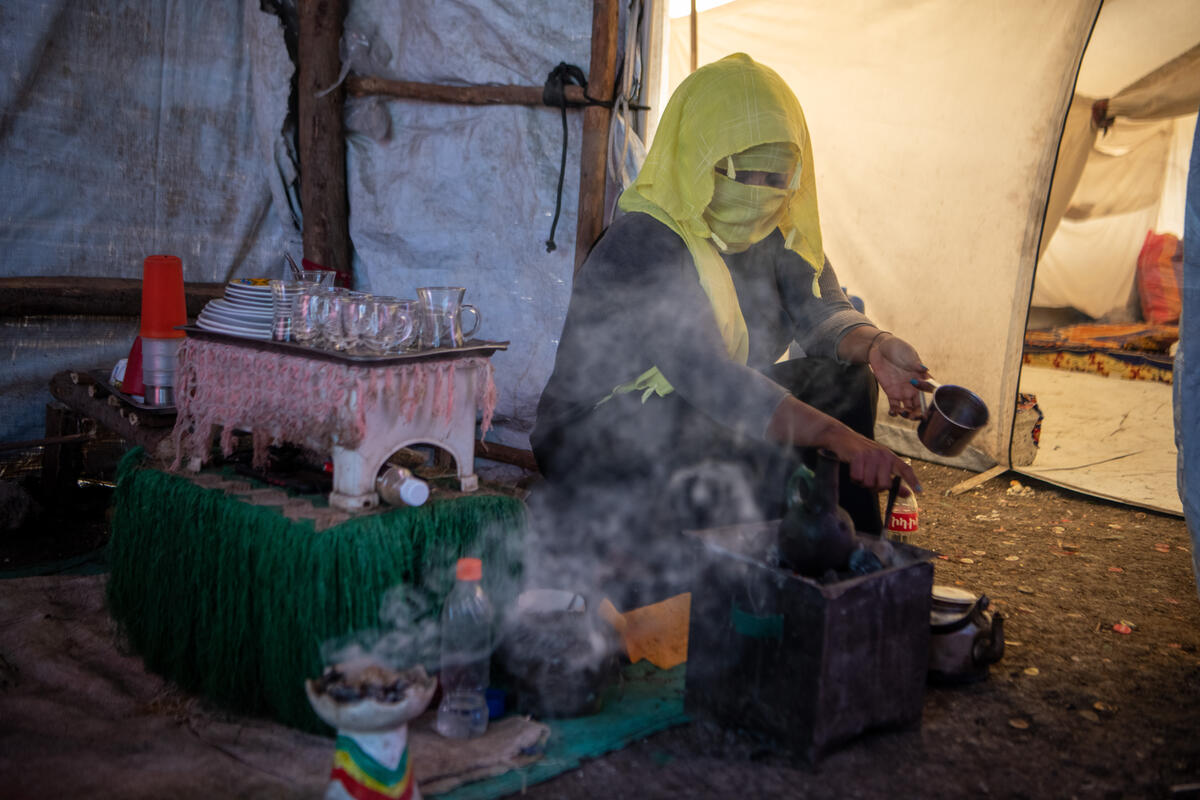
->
(778, 252), (875, 362)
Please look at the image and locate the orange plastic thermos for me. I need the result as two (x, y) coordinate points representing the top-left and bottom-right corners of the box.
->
(139, 255), (187, 406)
(140, 255), (187, 339)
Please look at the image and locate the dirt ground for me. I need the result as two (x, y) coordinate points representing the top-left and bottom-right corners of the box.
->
(517, 462), (1200, 800)
(3, 452), (1199, 799)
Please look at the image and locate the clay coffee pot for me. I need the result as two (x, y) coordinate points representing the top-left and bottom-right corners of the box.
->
(777, 450), (856, 576)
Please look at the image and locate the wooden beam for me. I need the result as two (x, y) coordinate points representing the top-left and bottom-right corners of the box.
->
(47, 371), (175, 460)
(297, 0), (351, 286)
(945, 464), (1008, 497)
(0, 277), (223, 318)
(474, 439), (539, 473)
(573, 0), (620, 273)
(347, 75), (587, 107)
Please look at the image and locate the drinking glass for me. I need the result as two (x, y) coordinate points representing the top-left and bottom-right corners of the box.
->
(394, 299), (421, 351)
(341, 294), (377, 353)
(300, 269), (336, 287)
(270, 280), (303, 342)
(365, 298), (416, 355)
(290, 285), (324, 347)
(321, 292), (356, 352)
(416, 286), (480, 348)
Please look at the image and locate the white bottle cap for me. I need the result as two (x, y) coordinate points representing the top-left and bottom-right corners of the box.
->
(399, 477), (430, 507)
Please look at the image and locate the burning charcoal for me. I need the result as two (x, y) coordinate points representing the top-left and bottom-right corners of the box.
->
(327, 683), (365, 703)
(314, 660), (425, 706)
(314, 666), (344, 694)
(848, 547), (884, 576)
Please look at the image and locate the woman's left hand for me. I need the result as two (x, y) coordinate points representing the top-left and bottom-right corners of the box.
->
(869, 334), (930, 419)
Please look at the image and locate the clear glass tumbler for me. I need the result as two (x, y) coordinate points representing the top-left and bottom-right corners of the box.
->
(299, 269), (336, 287)
(270, 280), (304, 342)
(290, 285), (324, 347)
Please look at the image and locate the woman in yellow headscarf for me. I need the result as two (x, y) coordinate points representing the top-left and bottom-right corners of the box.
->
(529, 54), (929, 606)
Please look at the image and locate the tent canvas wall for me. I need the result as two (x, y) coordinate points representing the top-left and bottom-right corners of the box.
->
(0, 0), (595, 451)
(2, 0), (1197, 521)
(663, 0), (1198, 512)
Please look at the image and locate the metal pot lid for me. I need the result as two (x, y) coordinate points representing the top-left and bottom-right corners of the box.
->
(931, 584), (977, 607)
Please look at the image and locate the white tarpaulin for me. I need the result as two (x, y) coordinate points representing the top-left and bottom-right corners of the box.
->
(666, 0), (1100, 468)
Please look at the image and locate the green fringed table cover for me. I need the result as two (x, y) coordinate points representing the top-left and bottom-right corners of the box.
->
(107, 450), (526, 733)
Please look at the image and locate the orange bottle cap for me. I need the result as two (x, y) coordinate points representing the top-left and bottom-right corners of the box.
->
(456, 558), (483, 581)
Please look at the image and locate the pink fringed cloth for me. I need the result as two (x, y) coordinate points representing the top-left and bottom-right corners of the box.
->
(170, 338), (497, 470)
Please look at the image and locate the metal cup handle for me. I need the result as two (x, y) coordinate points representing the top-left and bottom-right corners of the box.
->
(917, 378), (941, 416)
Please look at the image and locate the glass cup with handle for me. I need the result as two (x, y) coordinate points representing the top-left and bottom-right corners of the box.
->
(416, 286), (480, 348)
(363, 297), (414, 355)
(315, 288), (351, 350)
(334, 293), (374, 353)
(393, 299), (422, 351)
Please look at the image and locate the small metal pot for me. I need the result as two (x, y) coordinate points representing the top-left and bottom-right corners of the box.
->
(928, 585), (1005, 684)
(495, 590), (620, 718)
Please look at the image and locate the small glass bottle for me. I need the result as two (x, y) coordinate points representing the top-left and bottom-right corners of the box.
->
(376, 465), (430, 507)
(435, 558), (493, 739)
(886, 482), (919, 544)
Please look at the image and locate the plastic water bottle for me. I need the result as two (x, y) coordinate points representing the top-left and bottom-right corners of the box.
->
(887, 482), (919, 544)
(376, 465), (430, 507)
(435, 558), (493, 738)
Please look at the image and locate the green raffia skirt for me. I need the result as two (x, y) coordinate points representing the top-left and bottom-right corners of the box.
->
(106, 449), (526, 733)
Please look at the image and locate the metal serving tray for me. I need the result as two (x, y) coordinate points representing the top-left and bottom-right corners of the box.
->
(178, 325), (508, 366)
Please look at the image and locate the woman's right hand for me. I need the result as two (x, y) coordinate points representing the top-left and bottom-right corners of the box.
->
(765, 395), (921, 493)
(819, 421), (921, 493)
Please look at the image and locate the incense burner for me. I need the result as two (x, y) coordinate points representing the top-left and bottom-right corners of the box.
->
(306, 661), (437, 800)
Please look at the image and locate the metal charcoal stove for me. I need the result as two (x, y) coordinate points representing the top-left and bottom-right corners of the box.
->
(683, 521), (934, 762)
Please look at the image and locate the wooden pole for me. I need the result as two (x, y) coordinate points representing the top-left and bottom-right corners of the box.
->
(347, 76), (587, 107)
(573, 0), (620, 273)
(0, 277), (222, 318)
(690, 0), (698, 73)
(297, 0), (350, 286)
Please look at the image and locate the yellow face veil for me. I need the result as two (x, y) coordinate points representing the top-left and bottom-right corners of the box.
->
(607, 54), (823, 403)
(619, 52), (824, 289)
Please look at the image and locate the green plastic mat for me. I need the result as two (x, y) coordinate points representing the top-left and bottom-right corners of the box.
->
(433, 661), (689, 800)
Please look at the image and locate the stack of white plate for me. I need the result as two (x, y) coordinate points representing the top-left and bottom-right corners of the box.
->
(197, 280), (292, 340)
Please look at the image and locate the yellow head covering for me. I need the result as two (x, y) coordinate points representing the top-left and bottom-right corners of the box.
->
(608, 53), (823, 402)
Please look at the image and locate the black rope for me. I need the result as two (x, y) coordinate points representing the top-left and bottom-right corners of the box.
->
(546, 99), (569, 252)
(543, 63), (588, 253)
(540, 63), (651, 253)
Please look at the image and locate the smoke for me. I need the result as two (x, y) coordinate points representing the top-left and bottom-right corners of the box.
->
(320, 580), (442, 673)
(318, 518), (524, 674)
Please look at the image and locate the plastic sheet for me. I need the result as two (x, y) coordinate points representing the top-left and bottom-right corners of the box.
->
(342, 0), (592, 446)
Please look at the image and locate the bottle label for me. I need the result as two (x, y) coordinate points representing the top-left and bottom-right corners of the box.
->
(887, 509), (918, 533)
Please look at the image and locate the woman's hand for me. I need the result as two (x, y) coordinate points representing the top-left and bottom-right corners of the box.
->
(765, 395), (921, 493)
(818, 420), (922, 493)
(868, 333), (931, 419)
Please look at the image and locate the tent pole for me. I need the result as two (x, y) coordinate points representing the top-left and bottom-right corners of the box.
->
(347, 76), (587, 106)
(574, 0), (620, 274)
(690, 0), (697, 73)
(297, 0), (351, 286)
